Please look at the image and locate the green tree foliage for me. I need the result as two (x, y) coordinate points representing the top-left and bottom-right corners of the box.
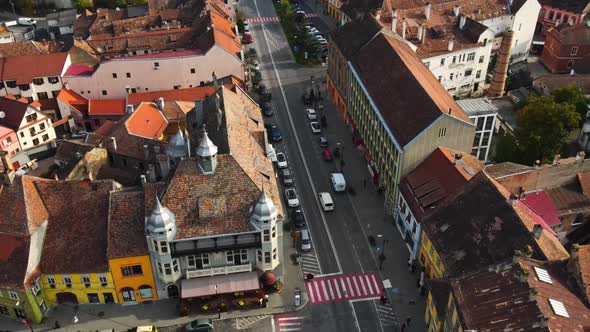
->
(551, 84), (589, 125)
(514, 96), (580, 163)
(73, 0), (93, 10)
(92, 0), (147, 9)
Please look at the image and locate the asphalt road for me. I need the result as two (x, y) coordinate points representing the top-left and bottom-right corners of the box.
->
(237, 0), (387, 331)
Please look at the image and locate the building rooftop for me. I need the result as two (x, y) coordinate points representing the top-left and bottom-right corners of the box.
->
(0, 233), (32, 291)
(521, 191), (561, 227)
(53, 140), (96, 165)
(125, 102), (168, 139)
(573, 244), (590, 303)
(548, 23), (590, 46)
(107, 188), (148, 259)
(533, 74), (590, 95)
(88, 99), (126, 116)
(456, 97), (499, 117)
(328, 15), (383, 60)
(0, 52), (68, 84)
(428, 279), (451, 320)
(0, 97), (32, 130)
(400, 147), (482, 220)
(0, 40), (61, 58)
(539, 0), (590, 12)
(351, 33), (471, 147)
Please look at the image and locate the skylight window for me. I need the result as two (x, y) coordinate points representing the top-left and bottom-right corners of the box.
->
(549, 299), (569, 318)
(534, 266), (553, 284)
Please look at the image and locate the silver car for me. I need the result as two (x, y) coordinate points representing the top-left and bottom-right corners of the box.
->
(285, 188), (300, 207)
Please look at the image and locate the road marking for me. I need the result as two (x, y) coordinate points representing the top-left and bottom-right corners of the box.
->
(358, 274), (367, 296)
(352, 275), (361, 297)
(346, 276), (354, 297)
(314, 280), (322, 302)
(365, 274), (374, 294)
(251, 0), (343, 274)
(321, 280), (329, 302)
(315, 272), (342, 278)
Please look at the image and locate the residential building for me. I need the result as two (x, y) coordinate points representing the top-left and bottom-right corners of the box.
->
(0, 40), (62, 58)
(396, 148), (482, 260)
(441, 257), (590, 331)
(144, 84), (284, 300)
(0, 125), (21, 156)
(0, 21), (35, 42)
(46, 9), (76, 40)
(486, 158), (590, 243)
(56, 88), (126, 132)
(63, 11), (243, 99)
(541, 23), (590, 73)
(347, 32), (474, 213)
(38, 179), (121, 305)
(424, 280), (450, 332)
(0, 97), (56, 153)
(568, 244), (590, 305)
(108, 189), (158, 304)
(419, 171), (569, 279)
(0, 53), (70, 102)
(456, 97), (499, 161)
(538, 0), (589, 36)
(533, 74), (590, 96)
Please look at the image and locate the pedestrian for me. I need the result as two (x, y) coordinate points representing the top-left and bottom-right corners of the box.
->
(380, 295), (387, 305)
(406, 316), (411, 326)
(73, 315), (79, 324)
(416, 278), (421, 288)
(54, 320), (60, 329)
(401, 322), (406, 331)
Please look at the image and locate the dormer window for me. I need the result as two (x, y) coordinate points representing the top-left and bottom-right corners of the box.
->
(33, 78), (44, 85)
(6, 80), (16, 88)
(19, 84), (30, 91)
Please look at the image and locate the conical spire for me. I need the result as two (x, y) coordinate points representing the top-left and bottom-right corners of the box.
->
(196, 125), (218, 158)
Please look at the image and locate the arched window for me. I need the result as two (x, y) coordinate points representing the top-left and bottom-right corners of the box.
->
(139, 285), (153, 299)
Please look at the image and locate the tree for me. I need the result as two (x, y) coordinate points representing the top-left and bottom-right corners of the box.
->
(515, 96), (580, 163)
(551, 84), (589, 125)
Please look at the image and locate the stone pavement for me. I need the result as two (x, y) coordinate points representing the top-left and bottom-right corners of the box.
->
(0, 226), (306, 332)
(316, 75), (428, 331)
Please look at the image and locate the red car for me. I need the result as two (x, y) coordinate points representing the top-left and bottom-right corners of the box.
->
(322, 149), (333, 161)
(243, 34), (253, 44)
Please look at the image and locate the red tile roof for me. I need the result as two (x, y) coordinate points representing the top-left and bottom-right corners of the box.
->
(57, 88), (88, 115)
(574, 244), (590, 303)
(0, 40), (60, 58)
(1, 53), (68, 84)
(127, 86), (217, 104)
(521, 191), (561, 227)
(0, 96), (30, 130)
(124, 102), (168, 139)
(578, 172), (590, 199)
(107, 189), (148, 258)
(63, 63), (97, 77)
(88, 99), (126, 116)
(95, 119), (115, 136)
(0, 233), (30, 290)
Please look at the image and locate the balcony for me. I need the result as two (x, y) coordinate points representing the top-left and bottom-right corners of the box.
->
(186, 264), (252, 279)
(171, 233), (261, 257)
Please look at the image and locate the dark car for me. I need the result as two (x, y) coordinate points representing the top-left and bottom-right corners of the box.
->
(248, 48), (258, 58)
(302, 88), (313, 105)
(261, 102), (274, 116)
(292, 209), (305, 227)
(259, 84), (272, 102)
(185, 318), (213, 332)
(271, 125), (282, 142)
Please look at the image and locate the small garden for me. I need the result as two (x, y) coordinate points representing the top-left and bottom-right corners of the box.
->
(273, 0), (322, 65)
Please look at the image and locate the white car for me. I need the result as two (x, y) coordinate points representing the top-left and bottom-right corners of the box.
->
(244, 22), (251, 34)
(285, 188), (300, 207)
(17, 17), (37, 26)
(276, 152), (288, 169)
(252, 60), (260, 72)
(306, 108), (317, 120)
(318, 192), (334, 211)
(310, 122), (321, 134)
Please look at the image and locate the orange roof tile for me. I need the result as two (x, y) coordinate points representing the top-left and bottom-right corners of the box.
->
(124, 102), (168, 139)
(57, 88), (88, 114)
(210, 11), (241, 56)
(1, 53), (68, 84)
(88, 99), (126, 116)
(127, 86), (218, 104)
(575, 244), (590, 302)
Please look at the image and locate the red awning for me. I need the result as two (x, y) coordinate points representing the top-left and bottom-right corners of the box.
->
(181, 271), (260, 298)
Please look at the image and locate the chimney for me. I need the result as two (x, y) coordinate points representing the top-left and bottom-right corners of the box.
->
(459, 15), (467, 29)
(143, 144), (149, 160)
(417, 24), (424, 42)
(391, 10), (398, 33)
(453, 5), (461, 17)
(447, 38), (454, 51)
(158, 97), (165, 112)
(532, 224), (543, 239)
(401, 17), (407, 39)
(454, 153), (463, 166)
(487, 30), (514, 97)
(425, 3), (431, 20)
(110, 137), (117, 151)
(212, 71), (218, 92)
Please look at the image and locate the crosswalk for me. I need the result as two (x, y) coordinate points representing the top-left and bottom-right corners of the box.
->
(275, 313), (305, 331)
(235, 314), (269, 329)
(246, 13), (318, 23)
(374, 299), (400, 329)
(306, 272), (384, 305)
(300, 252), (322, 276)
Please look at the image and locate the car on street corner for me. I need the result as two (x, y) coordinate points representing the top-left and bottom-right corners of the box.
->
(185, 318), (213, 332)
(276, 152), (288, 169)
(285, 188), (300, 207)
(270, 125), (282, 142)
(261, 102), (274, 116)
(282, 168), (294, 186)
(319, 136), (328, 147)
(292, 208), (306, 227)
(310, 122), (321, 134)
(306, 108), (317, 120)
(322, 149), (333, 161)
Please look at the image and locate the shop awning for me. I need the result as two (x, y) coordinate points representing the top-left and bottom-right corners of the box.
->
(181, 271), (260, 298)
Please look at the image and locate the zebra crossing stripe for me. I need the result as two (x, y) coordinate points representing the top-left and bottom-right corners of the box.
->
(365, 274), (374, 294)
(306, 282), (315, 303)
(352, 275), (361, 297)
(333, 279), (342, 300)
(358, 275), (367, 296)
(340, 278), (348, 298)
(371, 274), (381, 295)
(314, 280), (322, 302)
(327, 278), (335, 300)
(346, 277), (354, 297)
(321, 280), (329, 302)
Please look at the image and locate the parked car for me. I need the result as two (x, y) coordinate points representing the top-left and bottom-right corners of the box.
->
(248, 48), (258, 58)
(261, 102), (274, 116)
(310, 122), (321, 134)
(276, 152), (288, 169)
(303, 89), (313, 105)
(292, 208), (306, 227)
(322, 149), (333, 161)
(285, 188), (300, 207)
(185, 319), (213, 332)
(330, 173), (346, 192)
(17, 17), (37, 26)
(282, 168), (294, 186)
(243, 34), (253, 44)
(270, 125), (282, 142)
(244, 22), (251, 34)
(319, 136), (328, 147)
(306, 108), (317, 120)
(258, 84), (272, 102)
(318, 192), (334, 211)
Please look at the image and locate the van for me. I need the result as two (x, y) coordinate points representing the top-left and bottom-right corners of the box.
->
(330, 173), (346, 192)
(301, 229), (312, 251)
(318, 192), (334, 211)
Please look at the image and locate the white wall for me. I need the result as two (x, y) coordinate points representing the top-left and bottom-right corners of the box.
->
(0, 55), (69, 101)
(64, 46), (244, 99)
(16, 107), (56, 151)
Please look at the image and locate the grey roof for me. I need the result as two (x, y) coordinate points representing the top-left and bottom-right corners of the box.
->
(167, 130), (188, 158)
(456, 97), (499, 117)
(250, 190), (278, 224)
(146, 196), (177, 241)
(196, 128), (218, 157)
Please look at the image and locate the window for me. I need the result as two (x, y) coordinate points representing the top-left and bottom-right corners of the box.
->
(263, 229), (270, 241)
(0, 304), (8, 315)
(571, 47), (578, 56)
(464, 69), (472, 76)
(15, 308), (26, 318)
(126, 72), (131, 78)
(452, 56), (456, 63)
(467, 52), (475, 61)
(157, 262), (163, 274)
(98, 273), (108, 285)
(37, 92), (48, 100)
(39, 122), (46, 131)
(424, 62), (430, 68)
(476, 70), (482, 79)
(131, 88), (137, 93)
(32, 138), (39, 145)
(548, 10), (554, 20)
(46, 275), (56, 286)
(188, 253), (210, 269)
(272, 225), (276, 238)
(473, 132), (482, 146)
(481, 132), (491, 146)
(240, 249), (248, 263)
(479, 55), (484, 63)
(82, 274), (91, 284)
(139, 285), (153, 299)
(63, 275), (72, 286)
(18, 84), (30, 91)
(29, 127), (36, 136)
(429, 244), (435, 257)
(172, 259), (179, 272)
(154, 62), (159, 67)
(102, 90), (108, 96)
(438, 127), (447, 137)
(160, 241), (168, 254)
(437, 76), (442, 82)
(48, 76), (59, 84)
(8, 291), (18, 300)
(39, 300), (47, 313)
(33, 78), (44, 85)
(132, 265), (143, 275)
(121, 266), (132, 277)
(264, 251), (271, 264)
(190, 68), (196, 74)
(6, 80), (16, 88)
(440, 58), (445, 66)
(485, 116), (494, 130)
(450, 73), (454, 80)
(556, 13), (561, 21)
(273, 248), (277, 260)
(51, 90), (60, 98)
(257, 250), (262, 262)
(87, 293), (100, 303)
(164, 263), (172, 275)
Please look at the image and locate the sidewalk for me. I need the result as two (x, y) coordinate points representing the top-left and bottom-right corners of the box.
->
(0, 228), (305, 332)
(317, 75), (428, 331)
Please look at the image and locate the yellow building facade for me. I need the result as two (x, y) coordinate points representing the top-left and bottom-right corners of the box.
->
(40, 272), (117, 305)
(425, 288), (444, 332)
(109, 255), (158, 304)
(419, 233), (445, 279)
